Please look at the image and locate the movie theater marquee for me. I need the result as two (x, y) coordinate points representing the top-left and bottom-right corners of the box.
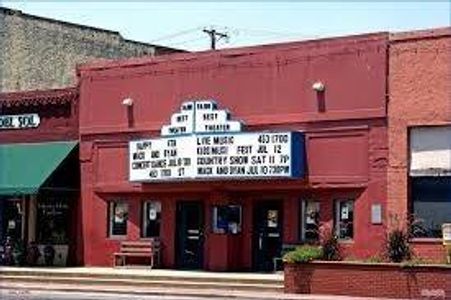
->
(129, 100), (304, 182)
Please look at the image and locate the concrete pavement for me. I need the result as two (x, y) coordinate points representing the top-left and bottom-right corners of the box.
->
(0, 267), (400, 300)
(0, 286), (398, 300)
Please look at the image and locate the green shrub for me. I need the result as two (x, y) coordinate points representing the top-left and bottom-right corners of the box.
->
(385, 214), (413, 263)
(386, 227), (411, 263)
(320, 228), (341, 261)
(283, 245), (323, 263)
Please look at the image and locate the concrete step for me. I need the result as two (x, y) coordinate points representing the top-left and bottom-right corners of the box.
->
(0, 268), (284, 294)
(0, 274), (284, 292)
(0, 268), (283, 285)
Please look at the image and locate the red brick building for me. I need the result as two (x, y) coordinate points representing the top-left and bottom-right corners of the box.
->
(388, 27), (451, 262)
(2, 27), (448, 270)
(0, 88), (80, 266)
(77, 33), (389, 270)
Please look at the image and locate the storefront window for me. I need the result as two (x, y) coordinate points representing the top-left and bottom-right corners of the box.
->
(142, 201), (161, 238)
(0, 198), (24, 242)
(37, 198), (70, 244)
(409, 127), (451, 238)
(108, 201), (128, 237)
(411, 177), (451, 238)
(212, 205), (242, 234)
(335, 199), (354, 240)
(300, 200), (320, 242)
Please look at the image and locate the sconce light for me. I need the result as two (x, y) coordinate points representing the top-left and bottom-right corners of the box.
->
(312, 81), (325, 92)
(121, 97), (134, 107)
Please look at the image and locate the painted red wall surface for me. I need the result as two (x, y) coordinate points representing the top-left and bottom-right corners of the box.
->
(77, 33), (389, 269)
(0, 88), (78, 143)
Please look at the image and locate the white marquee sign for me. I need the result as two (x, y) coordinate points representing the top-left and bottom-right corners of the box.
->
(0, 113), (40, 130)
(129, 100), (305, 182)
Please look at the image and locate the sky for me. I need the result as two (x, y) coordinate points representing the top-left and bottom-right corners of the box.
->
(2, 2), (450, 51)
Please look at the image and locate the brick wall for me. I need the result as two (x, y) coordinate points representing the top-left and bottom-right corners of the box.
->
(412, 241), (449, 264)
(0, 7), (182, 92)
(285, 262), (451, 299)
(387, 28), (451, 261)
(388, 28), (451, 217)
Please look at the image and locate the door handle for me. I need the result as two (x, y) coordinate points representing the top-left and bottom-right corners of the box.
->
(258, 234), (263, 250)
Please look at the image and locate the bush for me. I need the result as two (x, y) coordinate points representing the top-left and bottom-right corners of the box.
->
(319, 225), (341, 261)
(386, 228), (411, 262)
(283, 245), (323, 263)
(385, 214), (412, 263)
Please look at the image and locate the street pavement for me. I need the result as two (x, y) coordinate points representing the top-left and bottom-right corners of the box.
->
(1, 289), (254, 300)
(0, 288), (397, 300)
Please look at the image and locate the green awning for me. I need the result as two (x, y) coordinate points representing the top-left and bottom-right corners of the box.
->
(0, 141), (77, 195)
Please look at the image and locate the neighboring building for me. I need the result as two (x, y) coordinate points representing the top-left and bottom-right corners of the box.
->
(0, 7), (183, 93)
(388, 27), (451, 262)
(0, 7), (181, 267)
(77, 33), (389, 270)
(0, 88), (80, 266)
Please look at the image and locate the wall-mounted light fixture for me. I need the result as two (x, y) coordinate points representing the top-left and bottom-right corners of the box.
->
(121, 97), (134, 107)
(122, 97), (134, 127)
(312, 81), (326, 113)
(312, 81), (325, 92)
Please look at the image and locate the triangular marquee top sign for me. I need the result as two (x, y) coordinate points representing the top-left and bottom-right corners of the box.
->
(161, 100), (243, 137)
(129, 99), (305, 182)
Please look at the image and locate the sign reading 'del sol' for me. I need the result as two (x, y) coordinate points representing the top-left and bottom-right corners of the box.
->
(129, 100), (305, 182)
(0, 113), (40, 130)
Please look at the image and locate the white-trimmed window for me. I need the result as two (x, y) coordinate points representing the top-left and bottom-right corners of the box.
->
(300, 200), (320, 242)
(142, 201), (161, 238)
(409, 126), (451, 177)
(335, 199), (354, 240)
(409, 126), (451, 238)
(108, 201), (128, 237)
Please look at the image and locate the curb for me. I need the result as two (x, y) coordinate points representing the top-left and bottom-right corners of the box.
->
(0, 283), (385, 300)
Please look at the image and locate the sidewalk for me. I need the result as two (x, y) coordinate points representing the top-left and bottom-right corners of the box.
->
(0, 282), (397, 300)
(0, 267), (400, 300)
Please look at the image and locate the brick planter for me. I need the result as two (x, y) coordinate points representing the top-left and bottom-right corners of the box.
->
(284, 261), (451, 299)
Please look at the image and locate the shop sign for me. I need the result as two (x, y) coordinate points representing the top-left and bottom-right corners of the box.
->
(0, 113), (40, 130)
(129, 100), (305, 182)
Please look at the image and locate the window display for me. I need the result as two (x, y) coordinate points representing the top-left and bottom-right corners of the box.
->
(335, 199), (354, 240)
(37, 198), (70, 244)
(109, 201), (128, 237)
(142, 201), (161, 238)
(212, 205), (242, 234)
(301, 200), (320, 242)
(411, 177), (451, 238)
(0, 198), (24, 242)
